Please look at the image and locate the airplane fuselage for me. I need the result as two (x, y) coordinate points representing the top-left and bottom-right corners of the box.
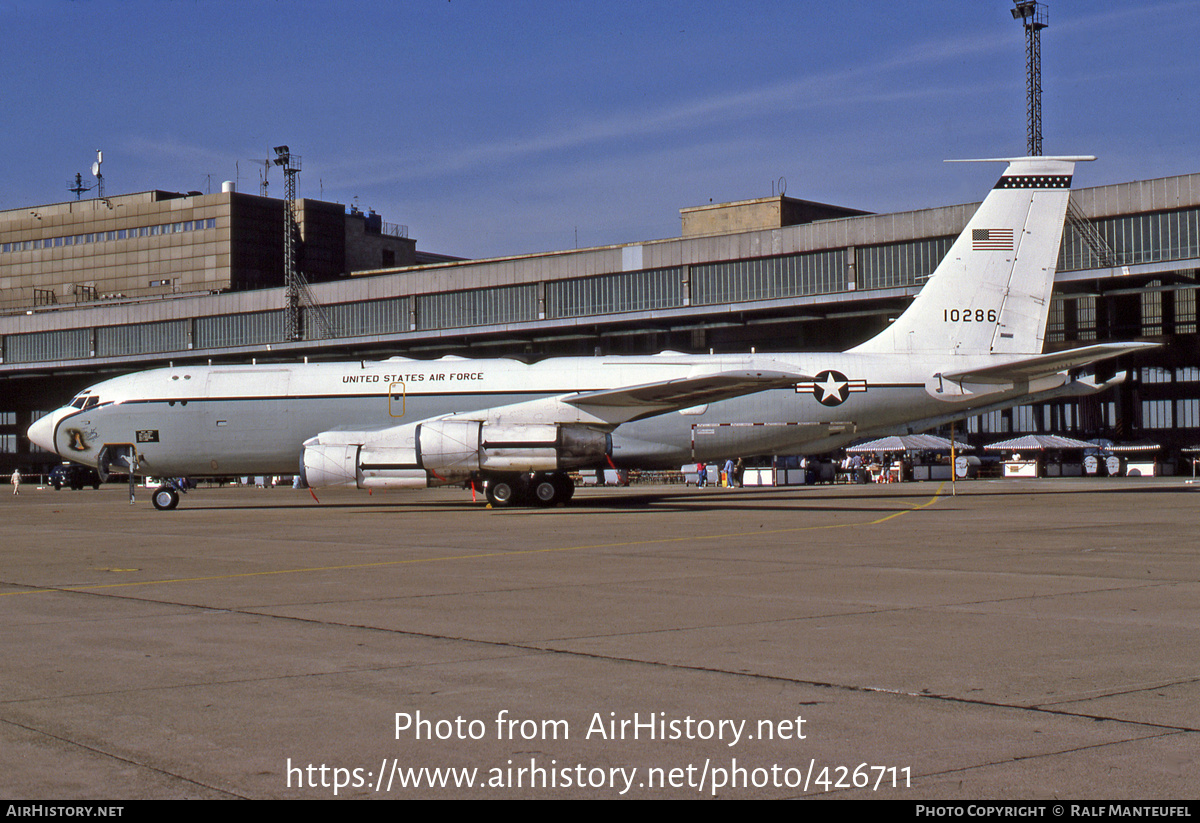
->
(35, 351), (1036, 478)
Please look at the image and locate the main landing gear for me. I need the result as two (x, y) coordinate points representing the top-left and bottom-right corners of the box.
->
(483, 472), (576, 508)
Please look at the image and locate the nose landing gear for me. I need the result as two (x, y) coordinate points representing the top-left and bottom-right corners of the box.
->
(151, 478), (190, 510)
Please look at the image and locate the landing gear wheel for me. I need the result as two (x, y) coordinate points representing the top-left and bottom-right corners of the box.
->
(485, 478), (517, 507)
(552, 473), (575, 503)
(532, 476), (560, 507)
(152, 486), (180, 510)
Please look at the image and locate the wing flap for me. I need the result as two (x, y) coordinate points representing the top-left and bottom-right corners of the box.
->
(565, 369), (810, 421)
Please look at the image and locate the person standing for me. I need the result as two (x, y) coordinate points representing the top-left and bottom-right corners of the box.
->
(11, 469), (20, 495)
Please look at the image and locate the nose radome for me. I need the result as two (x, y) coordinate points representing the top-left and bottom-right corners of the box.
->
(27, 412), (59, 455)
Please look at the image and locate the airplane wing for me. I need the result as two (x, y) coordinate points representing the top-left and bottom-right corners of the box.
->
(300, 368), (811, 496)
(940, 342), (1159, 385)
(564, 369), (811, 423)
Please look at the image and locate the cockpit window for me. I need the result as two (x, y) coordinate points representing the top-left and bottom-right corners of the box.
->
(70, 396), (87, 409)
(83, 396), (100, 410)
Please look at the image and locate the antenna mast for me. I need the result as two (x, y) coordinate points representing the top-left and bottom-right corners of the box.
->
(67, 172), (94, 200)
(91, 149), (105, 198)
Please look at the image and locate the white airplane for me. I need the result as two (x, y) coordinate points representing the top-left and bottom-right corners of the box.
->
(28, 156), (1154, 510)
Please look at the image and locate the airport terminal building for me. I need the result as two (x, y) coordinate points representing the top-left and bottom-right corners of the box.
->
(3, 170), (1198, 474)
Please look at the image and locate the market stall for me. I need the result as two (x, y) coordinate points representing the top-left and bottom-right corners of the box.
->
(845, 434), (971, 482)
(984, 434), (1094, 477)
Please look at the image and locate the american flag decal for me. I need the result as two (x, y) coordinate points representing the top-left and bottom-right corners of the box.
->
(972, 228), (1014, 251)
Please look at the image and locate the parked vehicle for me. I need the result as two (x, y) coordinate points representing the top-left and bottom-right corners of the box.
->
(49, 463), (101, 490)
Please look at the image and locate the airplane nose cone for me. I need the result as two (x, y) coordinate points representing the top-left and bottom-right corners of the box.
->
(27, 412), (59, 455)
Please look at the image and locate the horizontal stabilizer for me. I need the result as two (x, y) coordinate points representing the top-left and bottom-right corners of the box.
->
(946, 155), (1096, 164)
(940, 342), (1159, 385)
(567, 369), (809, 421)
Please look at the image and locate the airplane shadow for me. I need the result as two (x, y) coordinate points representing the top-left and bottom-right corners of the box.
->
(173, 488), (951, 516)
(165, 480), (1192, 515)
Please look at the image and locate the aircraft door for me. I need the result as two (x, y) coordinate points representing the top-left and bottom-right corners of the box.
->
(97, 443), (138, 481)
(389, 382), (405, 417)
(201, 369), (292, 472)
(202, 370), (292, 435)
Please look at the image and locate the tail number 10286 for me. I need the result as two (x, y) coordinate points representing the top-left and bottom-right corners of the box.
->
(944, 308), (998, 323)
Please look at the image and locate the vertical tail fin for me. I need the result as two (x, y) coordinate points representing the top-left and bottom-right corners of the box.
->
(851, 156), (1090, 357)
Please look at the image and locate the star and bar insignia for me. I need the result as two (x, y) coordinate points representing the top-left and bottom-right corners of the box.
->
(795, 370), (868, 406)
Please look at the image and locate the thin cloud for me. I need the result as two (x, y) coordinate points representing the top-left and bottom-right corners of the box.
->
(333, 25), (1015, 194)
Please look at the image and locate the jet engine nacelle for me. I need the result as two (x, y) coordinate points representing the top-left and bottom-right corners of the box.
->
(414, 419), (611, 475)
(299, 421), (611, 489)
(299, 443), (361, 488)
(300, 442), (437, 489)
(475, 422), (610, 472)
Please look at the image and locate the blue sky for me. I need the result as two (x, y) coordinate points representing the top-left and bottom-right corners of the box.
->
(3, 1), (1198, 259)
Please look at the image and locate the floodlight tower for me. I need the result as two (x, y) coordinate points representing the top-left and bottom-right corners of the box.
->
(273, 145), (302, 340)
(1011, 0), (1048, 156)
